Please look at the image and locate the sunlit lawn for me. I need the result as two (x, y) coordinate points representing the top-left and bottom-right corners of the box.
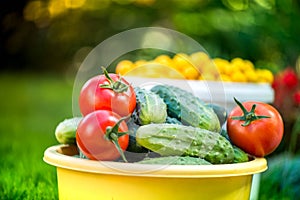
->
(0, 73), (73, 200)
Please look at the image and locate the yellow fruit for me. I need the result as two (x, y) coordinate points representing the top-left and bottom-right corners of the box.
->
(154, 54), (173, 66)
(223, 63), (239, 76)
(190, 51), (210, 66)
(115, 60), (134, 75)
(182, 66), (199, 80)
(133, 63), (163, 78)
(213, 58), (230, 74)
(220, 74), (231, 82)
(242, 60), (255, 72)
(256, 69), (274, 83)
(173, 53), (191, 72)
(134, 60), (147, 67)
(213, 58), (229, 64)
(244, 69), (257, 82)
(231, 71), (247, 82)
(190, 52), (211, 74)
(231, 57), (245, 71)
(198, 74), (204, 80)
(201, 62), (220, 80)
(167, 68), (185, 79)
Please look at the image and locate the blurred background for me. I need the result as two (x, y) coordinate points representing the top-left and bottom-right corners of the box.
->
(2, 0), (300, 73)
(1, 0), (300, 199)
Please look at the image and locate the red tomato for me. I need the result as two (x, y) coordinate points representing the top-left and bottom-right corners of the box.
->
(227, 98), (284, 157)
(79, 69), (136, 116)
(76, 110), (129, 161)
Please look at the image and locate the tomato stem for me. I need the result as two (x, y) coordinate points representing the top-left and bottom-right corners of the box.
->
(104, 115), (129, 162)
(231, 97), (270, 126)
(100, 66), (129, 93)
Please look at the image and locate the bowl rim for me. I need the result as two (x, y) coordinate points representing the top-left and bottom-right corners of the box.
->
(43, 144), (268, 178)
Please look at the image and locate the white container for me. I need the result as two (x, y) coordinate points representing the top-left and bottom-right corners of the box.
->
(126, 77), (274, 112)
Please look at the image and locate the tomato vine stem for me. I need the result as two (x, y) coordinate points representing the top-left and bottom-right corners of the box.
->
(99, 66), (128, 93)
(104, 115), (129, 162)
(231, 97), (270, 126)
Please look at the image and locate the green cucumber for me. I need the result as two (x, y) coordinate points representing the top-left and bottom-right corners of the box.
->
(137, 156), (212, 165)
(132, 87), (167, 125)
(55, 117), (82, 144)
(233, 146), (249, 163)
(136, 123), (234, 164)
(165, 116), (182, 125)
(151, 85), (220, 132)
(219, 129), (249, 163)
(126, 118), (148, 153)
(207, 103), (227, 127)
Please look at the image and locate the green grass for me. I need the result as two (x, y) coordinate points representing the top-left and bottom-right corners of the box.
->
(0, 73), (73, 200)
(259, 154), (300, 200)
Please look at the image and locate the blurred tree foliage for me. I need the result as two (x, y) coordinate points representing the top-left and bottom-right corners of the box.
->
(1, 0), (300, 73)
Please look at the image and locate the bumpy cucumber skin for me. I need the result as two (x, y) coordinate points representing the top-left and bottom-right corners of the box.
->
(132, 87), (167, 125)
(233, 146), (249, 163)
(137, 156), (212, 165)
(151, 85), (220, 132)
(165, 116), (182, 125)
(136, 124), (234, 164)
(126, 118), (148, 153)
(220, 129), (249, 163)
(55, 117), (82, 144)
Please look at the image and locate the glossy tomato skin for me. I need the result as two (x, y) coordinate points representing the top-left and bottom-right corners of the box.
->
(227, 101), (283, 157)
(76, 110), (129, 161)
(79, 74), (136, 116)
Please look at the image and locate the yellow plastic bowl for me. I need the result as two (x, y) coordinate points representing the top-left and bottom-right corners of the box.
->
(43, 145), (267, 200)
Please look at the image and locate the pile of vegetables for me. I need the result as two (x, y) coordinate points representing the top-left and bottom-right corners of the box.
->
(55, 67), (284, 165)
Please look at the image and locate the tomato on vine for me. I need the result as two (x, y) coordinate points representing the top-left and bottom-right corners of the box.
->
(79, 67), (136, 117)
(76, 110), (129, 161)
(227, 98), (284, 157)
